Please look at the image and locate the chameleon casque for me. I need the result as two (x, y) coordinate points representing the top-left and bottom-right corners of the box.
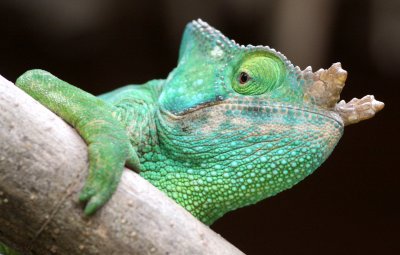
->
(13, 20), (384, 227)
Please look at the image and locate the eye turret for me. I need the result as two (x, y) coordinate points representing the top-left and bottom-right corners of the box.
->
(231, 52), (286, 95)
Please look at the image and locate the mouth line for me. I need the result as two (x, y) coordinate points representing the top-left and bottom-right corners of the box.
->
(170, 97), (343, 125)
(174, 100), (224, 115)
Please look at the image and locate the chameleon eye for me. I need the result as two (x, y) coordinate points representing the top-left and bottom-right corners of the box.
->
(232, 52), (286, 95)
(239, 72), (250, 85)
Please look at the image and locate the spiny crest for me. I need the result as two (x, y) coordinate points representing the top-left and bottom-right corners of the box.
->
(190, 19), (306, 86)
(190, 19), (234, 53)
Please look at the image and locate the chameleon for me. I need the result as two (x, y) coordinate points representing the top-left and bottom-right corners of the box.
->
(10, 19), (384, 228)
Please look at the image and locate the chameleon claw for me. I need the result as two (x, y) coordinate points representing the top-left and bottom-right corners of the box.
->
(75, 136), (128, 214)
(83, 195), (107, 216)
(79, 182), (116, 215)
(78, 187), (95, 202)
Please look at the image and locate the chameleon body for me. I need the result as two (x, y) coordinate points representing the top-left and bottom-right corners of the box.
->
(14, 19), (383, 226)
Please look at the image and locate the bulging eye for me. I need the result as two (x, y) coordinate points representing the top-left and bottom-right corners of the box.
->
(232, 52), (285, 95)
(239, 72), (250, 84)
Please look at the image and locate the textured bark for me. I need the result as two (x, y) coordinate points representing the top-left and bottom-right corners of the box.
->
(0, 75), (244, 255)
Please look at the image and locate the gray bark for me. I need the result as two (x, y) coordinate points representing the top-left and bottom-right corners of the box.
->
(0, 75), (244, 255)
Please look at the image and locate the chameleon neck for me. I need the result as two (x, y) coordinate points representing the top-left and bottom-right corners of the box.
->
(109, 80), (164, 154)
(113, 100), (159, 154)
(140, 102), (343, 225)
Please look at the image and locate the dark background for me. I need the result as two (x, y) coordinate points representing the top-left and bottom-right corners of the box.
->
(0, 0), (398, 254)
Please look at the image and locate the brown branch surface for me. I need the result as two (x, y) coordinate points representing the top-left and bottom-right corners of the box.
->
(0, 75), (244, 255)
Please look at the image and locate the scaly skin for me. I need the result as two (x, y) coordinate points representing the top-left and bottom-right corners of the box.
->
(14, 19), (384, 226)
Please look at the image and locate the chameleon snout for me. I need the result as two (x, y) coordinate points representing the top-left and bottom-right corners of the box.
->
(302, 62), (384, 126)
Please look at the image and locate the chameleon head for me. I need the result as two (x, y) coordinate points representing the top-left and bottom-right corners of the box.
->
(153, 19), (384, 224)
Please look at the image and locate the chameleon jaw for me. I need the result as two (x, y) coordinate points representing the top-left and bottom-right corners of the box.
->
(301, 62), (384, 126)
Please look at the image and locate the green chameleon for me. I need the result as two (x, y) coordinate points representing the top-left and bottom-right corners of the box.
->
(1, 19), (384, 254)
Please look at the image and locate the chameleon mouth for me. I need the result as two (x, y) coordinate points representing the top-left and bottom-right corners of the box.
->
(181, 98), (383, 128)
(174, 98), (225, 116)
(171, 96), (343, 127)
(173, 96), (383, 128)
(221, 98), (344, 124)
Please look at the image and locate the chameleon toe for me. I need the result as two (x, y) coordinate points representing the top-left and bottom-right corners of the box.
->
(83, 195), (106, 216)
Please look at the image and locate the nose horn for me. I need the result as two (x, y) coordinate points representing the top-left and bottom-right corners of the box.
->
(302, 62), (347, 109)
(335, 95), (384, 126)
(301, 62), (384, 126)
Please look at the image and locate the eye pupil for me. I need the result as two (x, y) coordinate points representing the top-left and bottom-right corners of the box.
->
(239, 72), (250, 84)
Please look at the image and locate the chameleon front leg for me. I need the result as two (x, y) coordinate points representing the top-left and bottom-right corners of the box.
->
(16, 70), (140, 214)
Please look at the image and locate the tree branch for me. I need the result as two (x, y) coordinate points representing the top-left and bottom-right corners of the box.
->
(0, 75), (244, 255)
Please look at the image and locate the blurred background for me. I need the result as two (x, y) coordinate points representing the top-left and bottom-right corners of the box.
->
(0, 0), (398, 254)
